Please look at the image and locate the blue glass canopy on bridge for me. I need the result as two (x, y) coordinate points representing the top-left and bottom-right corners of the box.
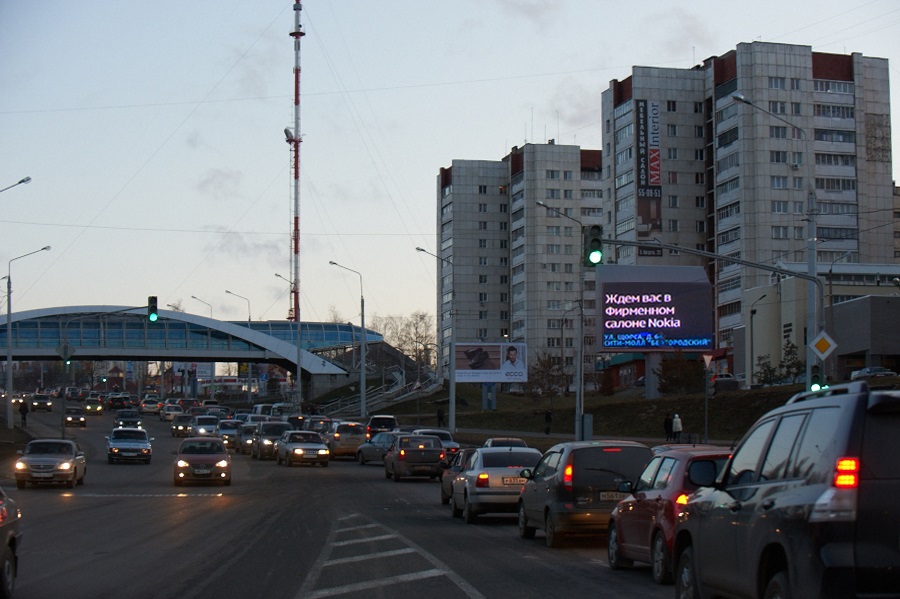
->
(0, 306), (382, 376)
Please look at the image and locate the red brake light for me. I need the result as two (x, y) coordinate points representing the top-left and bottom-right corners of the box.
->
(602, 447), (622, 452)
(675, 493), (690, 505)
(334, 433), (341, 440)
(398, 449), (406, 461)
(476, 472), (489, 487)
(563, 463), (574, 491)
(834, 457), (859, 489)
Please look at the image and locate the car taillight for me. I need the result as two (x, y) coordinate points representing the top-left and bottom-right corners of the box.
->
(810, 456), (859, 523)
(439, 451), (445, 461)
(834, 457), (859, 488)
(675, 493), (690, 505)
(334, 433), (341, 440)
(563, 462), (574, 491)
(476, 473), (489, 488)
(399, 449), (406, 461)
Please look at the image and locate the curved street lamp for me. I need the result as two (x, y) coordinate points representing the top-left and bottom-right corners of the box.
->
(225, 290), (252, 405)
(329, 261), (366, 419)
(0, 177), (31, 194)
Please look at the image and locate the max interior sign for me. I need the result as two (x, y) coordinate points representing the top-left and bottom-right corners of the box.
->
(600, 280), (713, 351)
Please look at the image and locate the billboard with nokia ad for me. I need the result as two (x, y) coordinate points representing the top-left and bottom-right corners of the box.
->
(598, 266), (713, 352)
(454, 343), (528, 383)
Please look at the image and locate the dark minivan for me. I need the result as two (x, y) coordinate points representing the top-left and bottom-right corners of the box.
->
(673, 381), (900, 599)
(517, 440), (652, 547)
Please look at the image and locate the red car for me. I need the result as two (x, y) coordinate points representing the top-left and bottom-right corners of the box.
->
(607, 446), (730, 584)
(173, 437), (232, 486)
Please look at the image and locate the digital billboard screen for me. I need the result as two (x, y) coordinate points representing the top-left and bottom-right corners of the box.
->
(600, 281), (713, 351)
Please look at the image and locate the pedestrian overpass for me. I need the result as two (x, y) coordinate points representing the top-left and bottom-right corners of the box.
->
(0, 305), (383, 382)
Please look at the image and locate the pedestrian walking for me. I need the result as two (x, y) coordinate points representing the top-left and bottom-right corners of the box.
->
(436, 406), (445, 428)
(672, 413), (683, 442)
(664, 413), (673, 441)
(18, 401), (28, 427)
(544, 409), (553, 435)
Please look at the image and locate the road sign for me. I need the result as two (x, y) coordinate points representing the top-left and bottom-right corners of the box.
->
(57, 342), (73, 362)
(809, 331), (837, 361)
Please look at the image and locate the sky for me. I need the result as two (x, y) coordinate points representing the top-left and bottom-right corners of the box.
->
(2, 0), (899, 327)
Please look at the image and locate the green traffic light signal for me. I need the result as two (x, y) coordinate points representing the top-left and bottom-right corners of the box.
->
(584, 225), (603, 266)
(809, 363), (827, 392)
(148, 296), (158, 322)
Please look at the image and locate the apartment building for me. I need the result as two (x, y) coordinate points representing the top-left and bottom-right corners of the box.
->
(601, 41), (894, 361)
(434, 143), (603, 389)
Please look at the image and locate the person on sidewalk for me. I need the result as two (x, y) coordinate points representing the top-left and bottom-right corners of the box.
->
(672, 413), (683, 442)
(664, 413), (673, 441)
(18, 402), (28, 427)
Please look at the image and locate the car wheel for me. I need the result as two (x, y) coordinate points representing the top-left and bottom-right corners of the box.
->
(651, 530), (672, 584)
(517, 503), (535, 539)
(77, 470), (85, 486)
(392, 468), (400, 482)
(145, 458), (151, 465)
(450, 495), (462, 518)
(674, 546), (700, 599)
(384, 467), (391, 480)
(463, 495), (478, 524)
(357, 452), (366, 465)
(440, 486), (450, 505)
(107, 457), (114, 465)
(0, 544), (16, 599)
(14, 481), (24, 490)
(763, 572), (792, 599)
(286, 455), (293, 467)
(544, 513), (563, 548)
(276, 453), (282, 465)
(607, 521), (633, 570)
(65, 477), (75, 489)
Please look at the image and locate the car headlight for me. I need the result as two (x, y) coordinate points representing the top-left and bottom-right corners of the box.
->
(198, 428), (209, 434)
(215, 460), (228, 468)
(263, 439), (273, 445)
(176, 460), (189, 468)
(58, 461), (72, 470)
(293, 448), (304, 455)
(110, 447), (120, 453)
(14, 462), (25, 471)
(141, 448), (151, 455)
(318, 449), (329, 456)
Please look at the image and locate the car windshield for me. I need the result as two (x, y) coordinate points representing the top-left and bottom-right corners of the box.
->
(337, 425), (363, 434)
(180, 442), (225, 454)
(481, 450), (541, 468)
(26, 442), (73, 455)
(117, 411), (138, 418)
(111, 430), (148, 441)
(218, 421), (239, 430)
(417, 430), (451, 441)
(195, 417), (218, 425)
(289, 432), (321, 444)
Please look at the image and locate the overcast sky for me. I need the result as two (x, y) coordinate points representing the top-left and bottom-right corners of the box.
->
(2, 0), (898, 326)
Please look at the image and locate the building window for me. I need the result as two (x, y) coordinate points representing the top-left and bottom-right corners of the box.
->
(770, 151), (788, 163)
(478, 203), (488, 212)
(546, 170), (560, 179)
(478, 185), (488, 194)
(478, 221), (487, 230)
(476, 328), (487, 339)
(564, 170), (574, 180)
(768, 101), (786, 114)
(668, 195), (679, 208)
(815, 129), (856, 143)
(546, 244), (561, 254)
(695, 196), (705, 208)
(667, 220), (679, 232)
(770, 126), (787, 139)
(667, 124), (677, 136)
(771, 176), (789, 189)
(499, 222), (508, 231)
(794, 227), (804, 240)
(772, 226), (789, 239)
(668, 172), (678, 184)
(771, 200), (789, 213)
(695, 125), (704, 137)
(479, 239), (488, 248)
(667, 100), (677, 112)
(667, 148), (678, 160)
(478, 292), (488, 302)
(695, 149), (705, 160)
(479, 257), (488, 266)
(563, 189), (573, 199)
(695, 172), (705, 184)
(791, 102), (801, 115)
(768, 76), (786, 90)
(790, 78), (802, 91)
(479, 311), (488, 320)
(546, 189), (561, 199)
(479, 275), (487, 284)
(694, 101), (704, 113)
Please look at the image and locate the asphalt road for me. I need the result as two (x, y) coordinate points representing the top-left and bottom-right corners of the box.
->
(2, 409), (672, 599)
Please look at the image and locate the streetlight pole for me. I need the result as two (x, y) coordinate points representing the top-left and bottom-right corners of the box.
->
(0, 177), (31, 194)
(276, 273), (303, 408)
(329, 261), (366, 419)
(749, 294), (767, 385)
(536, 201), (587, 441)
(6, 245), (51, 429)
(191, 295), (216, 400)
(416, 247), (456, 432)
(225, 290), (253, 406)
(733, 93), (821, 389)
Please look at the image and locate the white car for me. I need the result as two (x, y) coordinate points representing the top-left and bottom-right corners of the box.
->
(850, 366), (897, 380)
(159, 404), (184, 421)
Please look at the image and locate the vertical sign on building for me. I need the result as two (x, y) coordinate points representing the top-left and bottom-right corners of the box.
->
(635, 99), (662, 238)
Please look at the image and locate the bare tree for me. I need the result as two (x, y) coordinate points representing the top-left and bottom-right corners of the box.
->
(327, 306), (344, 323)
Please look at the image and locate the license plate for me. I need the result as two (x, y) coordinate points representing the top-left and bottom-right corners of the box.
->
(122, 453), (137, 457)
(599, 491), (628, 501)
(503, 477), (526, 485)
(193, 468), (211, 475)
(31, 473), (53, 478)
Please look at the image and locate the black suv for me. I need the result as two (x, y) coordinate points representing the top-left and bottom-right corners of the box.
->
(673, 381), (900, 599)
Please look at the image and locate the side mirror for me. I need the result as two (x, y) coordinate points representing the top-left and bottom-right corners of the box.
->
(617, 480), (633, 494)
(688, 460), (718, 488)
(518, 468), (533, 479)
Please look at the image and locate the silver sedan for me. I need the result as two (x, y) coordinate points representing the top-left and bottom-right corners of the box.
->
(274, 431), (330, 467)
(450, 447), (542, 523)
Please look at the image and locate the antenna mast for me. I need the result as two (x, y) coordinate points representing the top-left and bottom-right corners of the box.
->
(288, 2), (304, 405)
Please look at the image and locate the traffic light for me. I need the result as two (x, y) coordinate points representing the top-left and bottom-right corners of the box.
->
(148, 296), (158, 322)
(810, 363), (827, 392)
(583, 224), (604, 266)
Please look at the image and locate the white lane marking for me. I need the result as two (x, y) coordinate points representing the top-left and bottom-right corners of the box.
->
(295, 513), (486, 599)
(324, 547), (416, 566)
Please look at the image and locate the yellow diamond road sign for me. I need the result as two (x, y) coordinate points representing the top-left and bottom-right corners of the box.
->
(810, 331), (837, 361)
